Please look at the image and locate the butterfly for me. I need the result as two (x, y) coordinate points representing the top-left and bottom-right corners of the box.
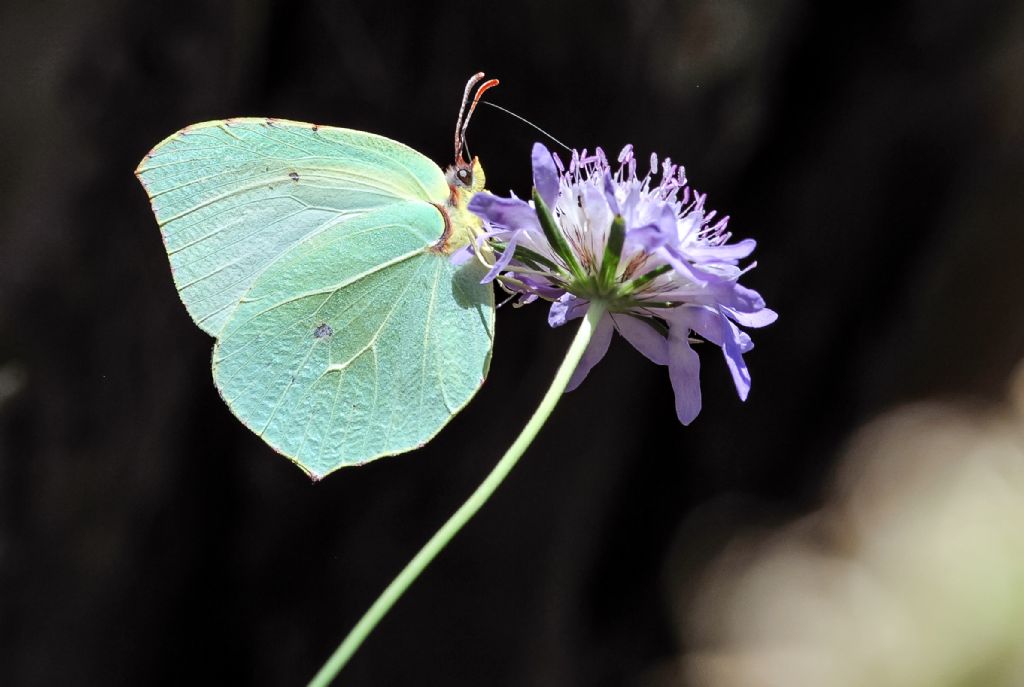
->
(135, 73), (500, 479)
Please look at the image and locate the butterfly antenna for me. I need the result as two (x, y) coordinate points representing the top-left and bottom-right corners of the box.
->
(480, 101), (571, 153)
(459, 76), (500, 162)
(455, 73), (486, 165)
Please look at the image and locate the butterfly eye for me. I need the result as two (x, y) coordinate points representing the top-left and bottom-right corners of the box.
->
(456, 168), (472, 186)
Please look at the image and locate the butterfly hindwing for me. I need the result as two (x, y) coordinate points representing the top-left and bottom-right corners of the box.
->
(210, 201), (494, 478)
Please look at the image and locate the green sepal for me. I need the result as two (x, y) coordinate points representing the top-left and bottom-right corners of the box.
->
(532, 188), (585, 281)
(633, 300), (678, 309)
(620, 263), (673, 295)
(488, 241), (565, 291)
(512, 244), (562, 273)
(598, 214), (625, 292)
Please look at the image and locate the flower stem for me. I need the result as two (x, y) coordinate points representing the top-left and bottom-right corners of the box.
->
(306, 302), (607, 687)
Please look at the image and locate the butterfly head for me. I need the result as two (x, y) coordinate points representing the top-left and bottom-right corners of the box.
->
(447, 155), (486, 195)
(439, 155), (487, 254)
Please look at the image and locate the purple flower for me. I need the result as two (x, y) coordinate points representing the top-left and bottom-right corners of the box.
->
(467, 142), (776, 424)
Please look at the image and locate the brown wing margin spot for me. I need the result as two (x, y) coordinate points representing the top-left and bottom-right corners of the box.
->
(429, 202), (453, 254)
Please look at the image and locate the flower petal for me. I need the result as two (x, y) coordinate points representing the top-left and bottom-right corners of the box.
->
(719, 314), (752, 400)
(620, 184), (641, 226)
(722, 283), (767, 313)
(667, 333), (702, 425)
(548, 293), (589, 327)
(602, 172), (621, 215)
(668, 305), (722, 345)
(581, 182), (613, 254)
(566, 313), (614, 392)
(659, 244), (710, 286)
(449, 245), (474, 266)
(612, 314), (669, 365)
(669, 305), (753, 399)
(532, 142), (559, 209)
(482, 231), (519, 283)
(627, 223), (669, 251)
(676, 209), (703, 243)
(687, 238), (756, 263)
(467, 193), (540, 234)
(724, 306), (778, 328)
(514, 274), (565, 300)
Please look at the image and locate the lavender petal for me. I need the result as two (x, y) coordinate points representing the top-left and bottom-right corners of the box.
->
(659, 245), (710, 286)
(548, 293), (590, 327)
(612, 314), (669, 365)
(531, 142), (560, 209)
(627, 223), (669, 251)
(602, 172), (621, 215)
(467, 193), (540, 234)
(667, 334), (702, 425)
(514, 274), (566, 301)
(721, 283), (767, 313)
(719, 313), (752, 400)
(668, 305), (723, 345)
(724, 306), (778, 328)
(481, 232), (520, 283)
(687, 238), (756, 263)
(566, 313), (614, 392)
(449, 245), (474, 266)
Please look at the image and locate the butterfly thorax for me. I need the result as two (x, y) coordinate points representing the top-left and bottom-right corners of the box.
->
(435, 156), (487, 254)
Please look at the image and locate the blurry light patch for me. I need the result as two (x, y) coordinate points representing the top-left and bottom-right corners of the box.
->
(666, 361), (1024, 687)
(0, 361), (27, 409)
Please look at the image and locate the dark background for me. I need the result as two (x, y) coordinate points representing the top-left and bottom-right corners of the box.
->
(2, 1), (1023, 685)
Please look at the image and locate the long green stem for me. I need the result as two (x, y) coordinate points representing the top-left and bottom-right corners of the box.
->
(307, 302), (607, 687)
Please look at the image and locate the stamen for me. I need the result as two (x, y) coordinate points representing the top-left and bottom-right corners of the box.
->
(552, 152), (565, 173)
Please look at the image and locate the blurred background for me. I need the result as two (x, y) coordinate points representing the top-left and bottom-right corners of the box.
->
(2, 0), (1024, 685)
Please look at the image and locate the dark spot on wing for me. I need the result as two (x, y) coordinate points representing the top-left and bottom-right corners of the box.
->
(313, 323), (334, 339)
(289, 171), (300, 182)
(311, 124), (319, 133)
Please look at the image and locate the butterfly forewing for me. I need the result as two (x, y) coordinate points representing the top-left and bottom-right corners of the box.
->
(135, 118), (451, 335)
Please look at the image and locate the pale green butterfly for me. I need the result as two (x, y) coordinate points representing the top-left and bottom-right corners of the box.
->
(136, 74), (500, 479)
